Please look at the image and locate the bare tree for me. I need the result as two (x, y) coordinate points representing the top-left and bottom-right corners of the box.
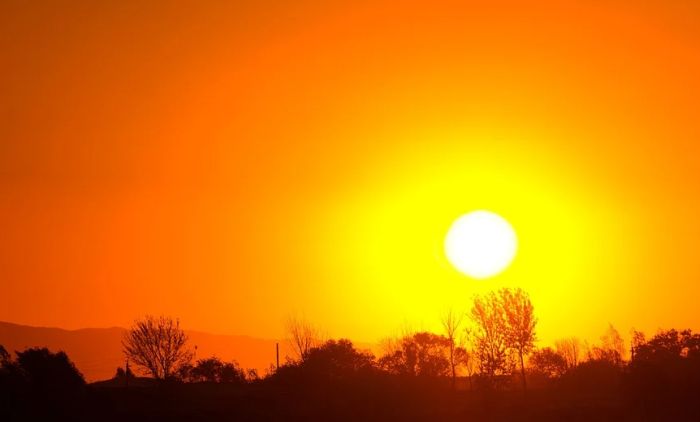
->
(603, 324), (626, 360)
(122, 315), (193, 379)
(590, 324), (626, 365)
(285, 315), (322, 362)
(630, 329), (646, 361)
(441, 309), (464, 388)
(461, 327), (477, 390)
(555, 337), (582, 369)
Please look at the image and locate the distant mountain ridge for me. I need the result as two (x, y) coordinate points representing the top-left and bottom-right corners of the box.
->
(0, 321), (287, 382)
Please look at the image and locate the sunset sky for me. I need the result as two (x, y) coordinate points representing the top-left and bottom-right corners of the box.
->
(2, 0), (700, 347)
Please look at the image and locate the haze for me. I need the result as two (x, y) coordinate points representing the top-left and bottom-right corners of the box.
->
(2, 0), (700, 346)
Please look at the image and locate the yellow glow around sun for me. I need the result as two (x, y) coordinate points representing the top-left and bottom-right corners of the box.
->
(307, 130), (631, 343)
(445, 211), (517, 279)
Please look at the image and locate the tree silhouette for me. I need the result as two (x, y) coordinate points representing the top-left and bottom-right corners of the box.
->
(114, 366), (134, 379)
(286, 315), (322, 362)
(303, 339), (375, 378)
(273, 339), (375, 387)
(0, 347), (86, 418)
(461, 327), (477, 389)
(183, 357), (247, 383)
(500, 288), (537, 391)
(529, 347), (567, 378)
(0, 345), (8, 365)
(122, 315), (193, 380)
(0, 344), (24, 415)
(192, 357), (225, 382)
(15, 348), (85, 390)
(589, 324), (625, 365)
(470, 291), (509, 382)
(625, 329), (700, 418)
(629, 329), (646, 361)
(555, 337), (582, 369)
(441, 309), (464, 388)
(632, 329), (700, 363)
(378, 332), (451, 377)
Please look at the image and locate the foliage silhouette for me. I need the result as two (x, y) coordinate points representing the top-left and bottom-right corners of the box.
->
(180, 356), (248, 383)
(529, 347), (567, 378)
(626, 329), (700, 419)
(15, 347), (85, 392)
(500, 288), (537, 391)
(0, 347), (85, 420)
(470, 291), (509, 382)
(0, 345), (8, 363)
(378, 332), (452, 377)
(469, 288), (539, 390)
(114, 365), (135, 379)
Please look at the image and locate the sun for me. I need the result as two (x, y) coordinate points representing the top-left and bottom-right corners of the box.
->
(445, 210), (518, 279)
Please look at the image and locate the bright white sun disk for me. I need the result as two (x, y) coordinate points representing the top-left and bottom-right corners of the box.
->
(445, 210), (517, 279)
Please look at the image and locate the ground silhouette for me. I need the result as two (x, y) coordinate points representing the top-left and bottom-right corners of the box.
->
(1, 328), (699, 421)
(2, 289), (699, 421)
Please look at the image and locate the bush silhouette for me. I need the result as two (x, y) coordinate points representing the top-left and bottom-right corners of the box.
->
(274, 339), (375, 385)
(0, 347), (86, 419)
(529, 347), (567, 378)
(378, 332), (451, 377)
(181, 356), (248, 383)
(15, 347), (85, 392)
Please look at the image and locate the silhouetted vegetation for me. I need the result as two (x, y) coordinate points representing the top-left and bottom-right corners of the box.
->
(501, 288), (537, 390)
(529, 347), (567, 378)
(178, 356), (253, 383)
(555, 337), (582, 368)
(378, 331), (453, 377)
(114, 365), (135, 380)
(122, 315), (193, 380)
(285, 315), (323, 362)
(0, 347), (85, 420)
(2, 291), (700, 420)
(441, 309), (466, 388)
(626, 329), (700, 419)
(469, 288), (536, 390)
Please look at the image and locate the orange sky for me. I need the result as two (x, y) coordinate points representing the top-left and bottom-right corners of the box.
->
(1, 0), (700, 347)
